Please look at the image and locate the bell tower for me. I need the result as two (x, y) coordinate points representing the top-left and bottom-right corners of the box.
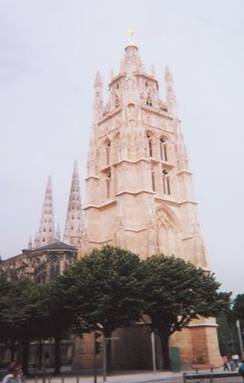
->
(83, 41), (221, 367)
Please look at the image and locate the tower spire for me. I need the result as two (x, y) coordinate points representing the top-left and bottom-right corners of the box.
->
(63, 161), (82, 247)
(36, 176), (55, 248)
(165, 66), (177, 116)
(93, 71), (103, 121)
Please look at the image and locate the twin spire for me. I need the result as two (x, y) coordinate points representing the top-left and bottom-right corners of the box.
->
(63, 161), (82, 246)
(31, 162), (82, 250)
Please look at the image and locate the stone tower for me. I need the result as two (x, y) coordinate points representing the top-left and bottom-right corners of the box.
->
(34, 176), (55, 248)
(63, 161), (82, 247)
(83, 42), (221, 366)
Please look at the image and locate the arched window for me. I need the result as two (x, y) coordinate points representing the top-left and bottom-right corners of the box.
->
(147, 132), (153, 158)
(151, 171), (156, 192)
(115, 93), (120, 108)
(162, 169), (171, 195)
(146, 95), (152, 107)
(105, 139), (111, 165)
(160, 137), (168, 162)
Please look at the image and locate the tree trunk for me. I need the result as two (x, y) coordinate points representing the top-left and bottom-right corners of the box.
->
(54, 335), (61, 374)
(21, 338), (30, 375)
(160, 333), (171, 371)
(104, 330), (112, 374)
(38, 338), (43, 370)
(10, 340), (16, 361)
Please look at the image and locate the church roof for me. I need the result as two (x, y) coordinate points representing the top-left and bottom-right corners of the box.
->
(33, 241), (77, 252)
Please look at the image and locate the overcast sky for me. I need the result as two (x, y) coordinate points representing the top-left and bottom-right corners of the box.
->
(0, 0), (244, 295)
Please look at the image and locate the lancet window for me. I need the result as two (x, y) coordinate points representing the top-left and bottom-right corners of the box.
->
(151, 170), (156, 192)
(105, 139), (111, 165)
(147, 132), (153, 158)
(162, 169), (171, 195)
(115, 94), (120, 108)
(106, 170), (111, 199)
(146, 95), (153, 107)
(160, 137), (168, 162)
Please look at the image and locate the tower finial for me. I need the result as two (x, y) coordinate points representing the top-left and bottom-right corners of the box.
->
(165, 66), (177, 116)
(94, 71), (103, 88)
(27, 236), (32, 250)
(127, 30), (136, 46)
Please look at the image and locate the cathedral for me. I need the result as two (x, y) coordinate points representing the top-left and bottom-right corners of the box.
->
(1, 40), (222, 369)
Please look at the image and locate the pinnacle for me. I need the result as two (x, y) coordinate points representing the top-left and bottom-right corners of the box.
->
(35, 176), (55, 248)
(63, 161), (82, 247)
(165, 66), (173, 82)
(94, 71), (103, 87)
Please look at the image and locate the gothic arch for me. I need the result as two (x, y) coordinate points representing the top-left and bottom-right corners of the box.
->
(156, 204), (182, 258)
(156, 203), (180, 229)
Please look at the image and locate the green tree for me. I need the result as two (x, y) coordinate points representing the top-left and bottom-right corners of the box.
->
(233, 294), (244, 325)
(141, 255), (230, 370)
(217, 312), (239, 356)
(38, 281), (83, 374)
(57, 246), (144, 372)
(0, 276), (44, 373)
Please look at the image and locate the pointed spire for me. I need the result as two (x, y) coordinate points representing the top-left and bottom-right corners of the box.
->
(165, 66), (177, 116)
(63, 161), (82, 247)
(151, 65), (155, 76)
(94, 71), (103, 88)
(93, 71), (103, 120)
(36, 176), (55, 248)
(34, 232), (39, 249)
(110, 69), (114, 81)
(27, 236), (32, 250)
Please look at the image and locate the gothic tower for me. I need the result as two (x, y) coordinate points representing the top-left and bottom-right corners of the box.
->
(63, 161), (82, 246)
(83, 42), (221, 367)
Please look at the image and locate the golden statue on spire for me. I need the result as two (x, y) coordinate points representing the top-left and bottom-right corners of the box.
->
(127, 30), (135, 45)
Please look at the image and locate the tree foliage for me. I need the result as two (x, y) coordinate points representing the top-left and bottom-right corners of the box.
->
(56, 246), (144, 372)
(56, 246), (144, 335)
(0, 248), (231, 373)
(233, 294), (244, 325)
(141, 254), (231, 369)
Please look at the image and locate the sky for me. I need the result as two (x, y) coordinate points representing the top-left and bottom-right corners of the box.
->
(0, 0), (244, 295)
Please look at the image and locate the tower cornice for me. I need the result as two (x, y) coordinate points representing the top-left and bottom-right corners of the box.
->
(141, 106), (173, 120)
(97, 108), (122, 124)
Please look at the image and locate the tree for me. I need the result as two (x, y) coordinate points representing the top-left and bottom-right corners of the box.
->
(217, 312), (239, 356)
(0, 276), (44, 373)
(38, 281), (84, 374)
(233, 294), (244, 325)
(57, 246), (144, 372)
(141, 255), (231, 370)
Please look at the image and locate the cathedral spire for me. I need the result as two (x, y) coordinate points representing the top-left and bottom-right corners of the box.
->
(63, 161), (82, 247)
(93, 71), (103, 120)
(27, 236), (32, 250)
(165, 66), (177, 116)
(36, 176), (55, 248)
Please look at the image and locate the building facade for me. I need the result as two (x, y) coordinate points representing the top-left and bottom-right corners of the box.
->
(1, 41), (222, 370)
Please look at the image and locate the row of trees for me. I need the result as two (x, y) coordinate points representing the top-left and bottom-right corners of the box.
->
(0, 246), (230, 373)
